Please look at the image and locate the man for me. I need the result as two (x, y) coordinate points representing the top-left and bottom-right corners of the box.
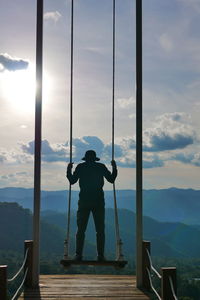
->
(67, 150), (117, 261)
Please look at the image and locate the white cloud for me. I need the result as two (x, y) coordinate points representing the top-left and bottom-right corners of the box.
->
(22, 140), (67, 163)
(117, 97), (135, 109)
(0, 111), (197, 171)
(18, 112), (197, 167)
(44, 11), (62, 23)
(159, 33), (173, 52)
(19, 136), (163, 169)
(0, 53), (29, 72)
(0, 171), (31, 186)
(0, 147), (32, 164)
(0, 155), (6, 163)
(171, 150), (200, 167)
(128, 113), (136, 119)
(143, 112), (196, 152)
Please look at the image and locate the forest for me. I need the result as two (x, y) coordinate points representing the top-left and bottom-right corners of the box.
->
(0, 202), (200, 299)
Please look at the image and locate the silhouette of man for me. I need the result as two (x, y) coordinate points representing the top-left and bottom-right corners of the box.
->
(67, 150), (117, 261)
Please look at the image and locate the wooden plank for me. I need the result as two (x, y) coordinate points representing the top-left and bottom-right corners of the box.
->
(19, 275), (150, 300)
(20, 296), (149, 299)
(60, 260), (128, 268)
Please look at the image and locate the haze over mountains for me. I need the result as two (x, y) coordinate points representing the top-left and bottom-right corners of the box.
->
(1, 202), (200, 259)
(1, 187), (200, 260)
(0, 187), (200, 225)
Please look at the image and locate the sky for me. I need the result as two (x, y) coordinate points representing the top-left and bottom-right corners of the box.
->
(1, 0), (200, 190)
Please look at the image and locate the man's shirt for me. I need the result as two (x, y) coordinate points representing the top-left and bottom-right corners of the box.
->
(67, 162), (117, 196)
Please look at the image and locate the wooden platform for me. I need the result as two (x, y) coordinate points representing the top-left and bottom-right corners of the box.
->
(60, 259), (128, 268)
(19, 274), (150, 299)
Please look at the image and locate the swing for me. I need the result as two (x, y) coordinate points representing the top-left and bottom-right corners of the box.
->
(60, 0), (127, 269)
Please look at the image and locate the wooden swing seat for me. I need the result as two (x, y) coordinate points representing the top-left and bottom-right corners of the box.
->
(60, 259), (127, 268)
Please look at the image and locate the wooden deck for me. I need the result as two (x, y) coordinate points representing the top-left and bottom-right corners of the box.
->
(60, 259), (127, 268)
(19, 274), (150, 299)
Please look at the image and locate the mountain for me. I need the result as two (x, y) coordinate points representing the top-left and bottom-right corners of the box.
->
(143, 188), (200, 225)
(1, 187), (200, 225)
(41, 208), (200, 259)
(0, 202), (65, 254)
(1, 202), (200, 259)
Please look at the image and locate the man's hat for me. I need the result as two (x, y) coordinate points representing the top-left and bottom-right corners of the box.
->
(82, 150), (100, 161)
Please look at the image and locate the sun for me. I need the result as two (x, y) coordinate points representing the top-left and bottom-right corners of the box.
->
(2, 65), (51, 114)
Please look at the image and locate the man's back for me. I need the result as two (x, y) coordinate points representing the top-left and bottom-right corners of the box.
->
(76, 162), (108, 192)
(71, 161), (116, 191)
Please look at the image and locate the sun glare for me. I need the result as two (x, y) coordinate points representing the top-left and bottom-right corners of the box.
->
(2, 66), (51, 114)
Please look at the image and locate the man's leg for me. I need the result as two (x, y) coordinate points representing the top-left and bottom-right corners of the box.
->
(75, 205), (90, 260)
(92, 204), (105, 260)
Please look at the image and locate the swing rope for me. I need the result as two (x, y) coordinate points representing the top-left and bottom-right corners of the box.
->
(64, 0), (74, 259)
(112, 0), (124, 261)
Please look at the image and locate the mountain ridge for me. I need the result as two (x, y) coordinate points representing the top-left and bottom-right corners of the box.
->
(1, 202), (200, 259)
(1, 187), (200, 225)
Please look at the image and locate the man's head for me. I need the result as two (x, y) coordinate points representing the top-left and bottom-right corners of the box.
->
(82, 150), (100, 162)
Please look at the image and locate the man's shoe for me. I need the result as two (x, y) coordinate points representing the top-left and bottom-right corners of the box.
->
(73, 254), (82, 261)
(97, 255), (106, 262)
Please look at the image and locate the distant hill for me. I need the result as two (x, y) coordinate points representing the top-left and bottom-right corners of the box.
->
(0, 203), (200, 258)
(1, 187), (200, 225)
(1, 202), (200, 259)
(41, 208), (200, 259)
(0, 202), (66, 255)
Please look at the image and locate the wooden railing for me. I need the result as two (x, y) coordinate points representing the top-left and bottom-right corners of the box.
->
(142, 240), (178, 300)
(0, 239), (178, 300)
(0, 240), (33, 300)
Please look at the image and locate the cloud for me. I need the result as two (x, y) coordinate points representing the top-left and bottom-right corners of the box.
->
(143, 157), (164, 168)
(115, 151), (164, 169)
(22, 140), (67, 163)
(21, 137), (105, 164)
(1, 174), (15, 180)
(0, 172), (30, 185)
(0, 53), (29, 72)
(20, 136), (165, 169)
(71, 136), (105, 160)
(172, 152), (200, 167)
(15, 112), (200, 168)
(128, 113), (136, 119)
(0, 150), (16, 163)
(104, 144), (123, 159)
(115, 108), (196, 153)
(117, 97), (135, 109)
(108, 113), (196, 153)
(21, 141), (34, 155)
(44, 11), (62, 23)
(144, 132), (194, 152)
(2, 111), (193, 170)
(0, 155), (6, 163)
(0, 146), (33, 165)
(143, 112), (196, 152)
(116, 97), (135, 120)
(159, 33), (173, 52)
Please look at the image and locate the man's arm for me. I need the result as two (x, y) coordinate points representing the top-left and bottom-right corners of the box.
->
(66, 163), (79, 185)
(104, 160), (118, 183)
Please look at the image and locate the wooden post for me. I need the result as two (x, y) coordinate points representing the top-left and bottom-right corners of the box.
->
(0, 265), (7, 300)
(161, 267), (177, 300)
(33, 0), (43, 287)
(24, 240), (34, 288)
(136, 0), (143, 288)
(142, 241), (151, 290)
